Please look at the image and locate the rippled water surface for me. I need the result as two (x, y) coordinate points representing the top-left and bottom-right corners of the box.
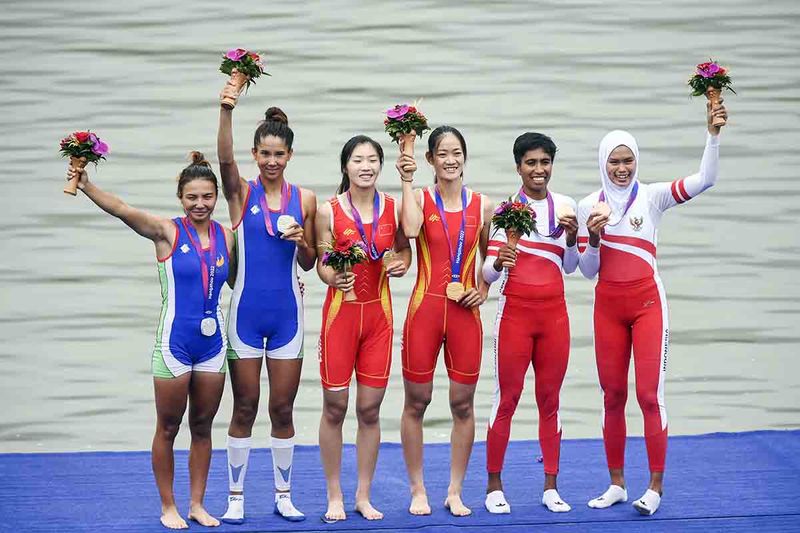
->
(1, 0), (799, 452)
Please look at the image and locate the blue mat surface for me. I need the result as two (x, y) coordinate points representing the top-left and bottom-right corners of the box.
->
(1, 430), (799, 532)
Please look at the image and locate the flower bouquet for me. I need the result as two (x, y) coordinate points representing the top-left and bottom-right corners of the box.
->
(384, 103), (430, 156)
(320, 239), (368, 301)
(59, 131), (109, 196)
(492, 198), (536, 249)
(689, 60), (734, 127)
(219, 48), (268, 109)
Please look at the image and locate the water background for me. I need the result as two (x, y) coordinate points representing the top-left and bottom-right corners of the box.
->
(1, 0), (799, 452)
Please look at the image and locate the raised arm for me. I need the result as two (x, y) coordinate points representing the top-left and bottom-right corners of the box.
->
(651, 99), (726, 212)
(217, 79), (250, 224)
(314, 201), (353, 294)
(68, 167), (174, 253)
(396, 152), (424, 238)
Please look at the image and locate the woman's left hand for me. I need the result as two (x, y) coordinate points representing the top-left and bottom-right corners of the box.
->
(707, 98), (728, 136)
(281, 223), (307, 248)
(458, 287), (486, 308)
(385, 259), (408, 278)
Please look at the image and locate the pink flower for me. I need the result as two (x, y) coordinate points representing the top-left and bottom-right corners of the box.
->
(89, 133), (109, 156)
(225, 48), (247, 61)
(386, 104), (410, 120)
(696, 62), (721, 78)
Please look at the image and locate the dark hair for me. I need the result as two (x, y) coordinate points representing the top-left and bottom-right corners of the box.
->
(177, 151), (218, 197)
(513, 132), (557, 165)
(427, 125), (467, 182)
(253, 107), (294, 150)
(337, 135), (384, 194)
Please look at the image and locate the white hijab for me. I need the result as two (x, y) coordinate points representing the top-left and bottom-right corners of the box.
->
(599, 130), (639, 225)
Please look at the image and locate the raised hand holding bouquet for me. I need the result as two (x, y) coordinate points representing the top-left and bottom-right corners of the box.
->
(321, 239), (368, 301)
(384, 103), (430, 156)
(60, 131), (109, 196)
(689, 60), (734, 128)
(219, 48), (268, 109)
(492, 198), (536, 252)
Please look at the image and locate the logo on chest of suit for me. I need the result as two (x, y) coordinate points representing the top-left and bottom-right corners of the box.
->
(428, 214), (441, 223)
(180, 244), (190, 254)
(250, 205), (260, 215)
(216, 254), (225, 267)
(343, 228), (356, 236)
(629, 216), (644, 231)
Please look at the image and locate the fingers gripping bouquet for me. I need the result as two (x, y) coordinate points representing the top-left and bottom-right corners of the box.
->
(321, 239), (368, 301)
(492, 198), (536, 251)
(384, 103), (430, 156)
(59, 131), (110, 196)
(219, 48), (269, 109)
(689, 60), (734, 127)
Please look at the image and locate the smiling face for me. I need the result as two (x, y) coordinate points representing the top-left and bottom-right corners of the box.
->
(345, 142), (382, 190)
(179, 179), (217, 223)
(517, 147), (553, 198)
(606, 145), (637, 187)
(252, 135), (293, 181)
(427, 133), (465, 183)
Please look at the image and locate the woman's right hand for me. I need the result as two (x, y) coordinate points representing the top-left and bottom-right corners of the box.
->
(66, 166), (89, 190)
(219, 68), (243, 108)
(333, 271), (355, 292)
(396, 153), (417, 182)
(493, 244), (517, 271)
(586, 210), (609, 237)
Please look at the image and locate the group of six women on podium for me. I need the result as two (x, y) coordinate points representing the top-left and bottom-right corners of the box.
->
(67, 77), (727, 528)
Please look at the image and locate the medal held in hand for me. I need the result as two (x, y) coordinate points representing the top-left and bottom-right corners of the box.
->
(434, 186), (468, 301)
(181, 218), (220, 337)
(276, 215), (297, 234)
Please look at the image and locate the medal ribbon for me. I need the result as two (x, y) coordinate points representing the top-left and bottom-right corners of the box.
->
(181, 218), (218, 317)
(518, 188), (563, 239)
(255, 179), (290, 236)
(599, 181), (639, 227)
(434, 186), (468, 283)
(347, 190), (384, 261)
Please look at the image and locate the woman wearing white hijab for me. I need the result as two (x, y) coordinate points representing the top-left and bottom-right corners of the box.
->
(576, 100), (728, 515)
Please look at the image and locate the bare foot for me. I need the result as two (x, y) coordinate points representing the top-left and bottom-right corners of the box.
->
(409, 491), (431, 515)
(188, 503), (220, 527)
(325, 499), (346, 522)
(445, 494), (472, 517)
(160, 505), (188, 529)
(354, 500), (384, 520)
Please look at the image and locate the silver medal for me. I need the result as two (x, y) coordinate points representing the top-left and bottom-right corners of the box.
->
(276, 215), (296, 234)
(200, 317), (217, 336)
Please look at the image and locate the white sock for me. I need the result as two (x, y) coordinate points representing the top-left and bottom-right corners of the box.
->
(632, 489), (661, 515)
(226, 435), (251, 492)
(484, 490), (511, 514)
(221, 494), (244, 524)
(588, 485), (628, 509)
(271, 436), (294, 492)
(542, 489), (571, 512)
(274, 492), (305, 521)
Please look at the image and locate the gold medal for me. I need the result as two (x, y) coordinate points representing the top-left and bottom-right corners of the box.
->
(382, 250), (396, 268)
(446, 282), (465, 301)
